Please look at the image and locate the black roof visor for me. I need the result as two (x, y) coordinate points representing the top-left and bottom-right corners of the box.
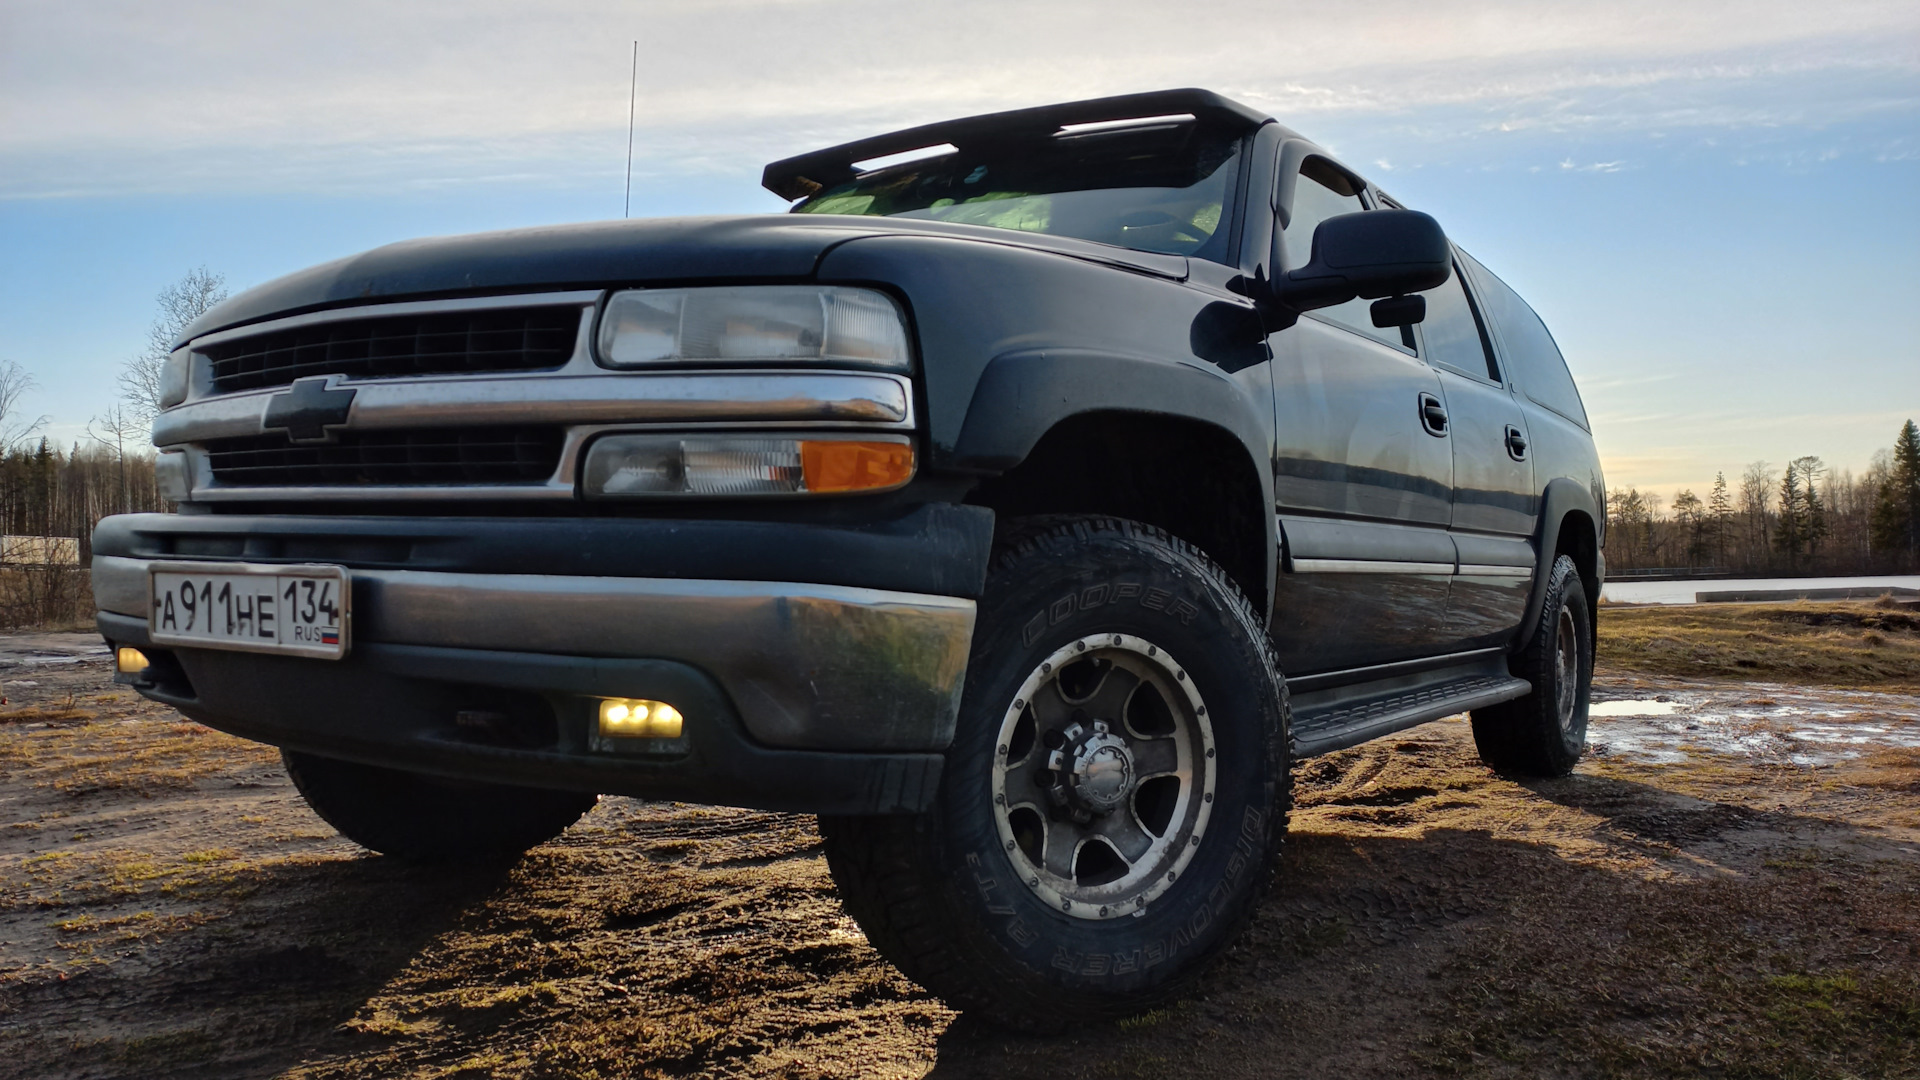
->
(762, 88), (1272, 201)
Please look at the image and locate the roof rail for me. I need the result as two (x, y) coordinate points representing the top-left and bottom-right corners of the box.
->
(761, 88), (1272, 201)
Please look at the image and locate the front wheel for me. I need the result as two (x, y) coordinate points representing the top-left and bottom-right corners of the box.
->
(1470, 553), (1593, 777)
(822, 517), (1289, 1030)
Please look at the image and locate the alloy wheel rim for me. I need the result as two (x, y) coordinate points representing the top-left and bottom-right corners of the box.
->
(1554, 606), (1580, 733)
(990, 633), (1216, 921)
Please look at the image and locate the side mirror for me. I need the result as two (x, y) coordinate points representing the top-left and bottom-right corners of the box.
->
(1275, 209), (1451, 313)
(1369, 295), (1425, 328)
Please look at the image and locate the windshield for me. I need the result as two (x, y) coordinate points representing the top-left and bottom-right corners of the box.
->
(791, 122), (1244, 262)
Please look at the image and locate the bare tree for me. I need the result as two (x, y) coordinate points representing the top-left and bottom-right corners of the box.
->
(1739, 460), (1772, 568)
(120, 267), (228, 424)
(0, 360), (48, 451)
(87, 404), (148, 515)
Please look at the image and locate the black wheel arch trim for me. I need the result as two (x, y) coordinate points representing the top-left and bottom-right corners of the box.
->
(952, 347), (1280, 612)
(1519, 477), (1603, 643)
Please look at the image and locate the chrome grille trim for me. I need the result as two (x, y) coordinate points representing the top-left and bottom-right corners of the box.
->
(202, 306), (583, 394)
(153, 371), (913, 446)
(184, 291), (604, 403)
(159, 293), (919, 502)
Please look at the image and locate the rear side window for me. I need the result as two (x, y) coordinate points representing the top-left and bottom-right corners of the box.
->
(1458, 251), (1588, 429)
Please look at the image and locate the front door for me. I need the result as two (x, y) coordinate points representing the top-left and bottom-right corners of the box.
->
(1267, 156), (1454, 674)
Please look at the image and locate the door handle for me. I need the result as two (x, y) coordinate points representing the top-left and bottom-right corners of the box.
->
(1504, 425), (1528, 461)
(1418, 393), (1449, 437)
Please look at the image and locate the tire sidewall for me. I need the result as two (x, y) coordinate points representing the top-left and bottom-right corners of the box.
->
(930, 522), (1283, 1003)
(1548, 556), (1594, 764)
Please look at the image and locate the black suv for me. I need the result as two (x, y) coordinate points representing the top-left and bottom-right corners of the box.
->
(95, 88), (1605, 1029)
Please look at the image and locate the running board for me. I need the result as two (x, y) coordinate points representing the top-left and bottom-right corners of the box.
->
(1288, 657), (1531, 757)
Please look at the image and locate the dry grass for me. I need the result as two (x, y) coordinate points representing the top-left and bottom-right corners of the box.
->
(1597, 601), (1920, 688)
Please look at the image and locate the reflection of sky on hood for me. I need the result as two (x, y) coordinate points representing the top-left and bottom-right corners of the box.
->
(2, 0), (1915, 482)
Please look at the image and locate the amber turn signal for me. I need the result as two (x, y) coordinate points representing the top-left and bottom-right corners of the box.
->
(799, 440), (915, 493)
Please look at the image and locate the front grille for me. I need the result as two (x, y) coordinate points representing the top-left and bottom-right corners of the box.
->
(206, 427), (565, 487)
(202, 306), (582, 394)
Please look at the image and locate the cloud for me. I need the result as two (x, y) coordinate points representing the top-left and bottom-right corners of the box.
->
(2, 0), (1916, 197)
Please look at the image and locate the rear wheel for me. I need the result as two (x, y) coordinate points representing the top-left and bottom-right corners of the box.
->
(1470, 554), (1592, 777)
(821, 516), (1289, 1030)
(282, 750), (597, 864)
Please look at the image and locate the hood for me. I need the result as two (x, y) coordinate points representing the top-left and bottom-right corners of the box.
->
(180, 213), (1190, 344)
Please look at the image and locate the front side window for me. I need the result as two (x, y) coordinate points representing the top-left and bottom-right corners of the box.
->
(792, 122), (1243, 263)
(1282, 159), (1407, 351)
(1417, 264), (1499, 382)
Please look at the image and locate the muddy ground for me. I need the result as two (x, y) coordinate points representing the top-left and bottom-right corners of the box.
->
(1, 619), (1916, 1079)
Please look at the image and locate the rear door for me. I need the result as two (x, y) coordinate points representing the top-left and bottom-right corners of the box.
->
(1412, 253), (1539, 649)
(1267, 156), (1454, 673)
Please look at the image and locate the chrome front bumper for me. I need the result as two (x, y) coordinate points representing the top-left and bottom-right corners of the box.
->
(94, 555), (975, 752)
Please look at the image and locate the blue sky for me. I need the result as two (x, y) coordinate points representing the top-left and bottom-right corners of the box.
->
(2, 0), (1916, 500)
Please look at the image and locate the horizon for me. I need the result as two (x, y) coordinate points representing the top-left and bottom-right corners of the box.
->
(2, 0), (1916, 503)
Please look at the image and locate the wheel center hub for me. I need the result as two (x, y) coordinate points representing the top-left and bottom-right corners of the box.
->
(1052, 721), (1135, 814)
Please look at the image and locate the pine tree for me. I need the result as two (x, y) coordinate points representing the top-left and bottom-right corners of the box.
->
(1707, 471), (1732, 567)
(1775, 462), (1805, 569)
(1871, 419), (1920, 566)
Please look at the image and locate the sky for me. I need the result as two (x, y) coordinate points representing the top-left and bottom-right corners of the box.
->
(2, 0), (1917, 501)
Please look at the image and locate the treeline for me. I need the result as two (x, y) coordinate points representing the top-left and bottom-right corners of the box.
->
(0, 438), (165, 563)
(1605, 419), (1920, 576)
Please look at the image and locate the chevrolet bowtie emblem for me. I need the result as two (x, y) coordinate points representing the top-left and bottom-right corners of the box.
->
(262, 377), (357, 443)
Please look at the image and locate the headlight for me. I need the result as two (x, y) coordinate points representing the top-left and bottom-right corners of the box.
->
(582, 434), (914, 498)
(596, 286), (911, 371)
(159, 348), (191, 408)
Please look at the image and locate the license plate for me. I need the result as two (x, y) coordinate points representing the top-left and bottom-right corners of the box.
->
(148, 562), (350, 660)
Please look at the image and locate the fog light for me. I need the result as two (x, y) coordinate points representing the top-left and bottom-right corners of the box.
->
(598, 698), (683, 740)
(116, 647), (150, 675)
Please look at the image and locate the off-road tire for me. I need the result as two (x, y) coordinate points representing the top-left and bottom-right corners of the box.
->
(820, 516), (1289, 1031)
(282, 750), (597, 864)
(1470, 554), (1593, 777)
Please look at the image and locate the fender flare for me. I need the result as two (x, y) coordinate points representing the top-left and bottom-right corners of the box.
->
(1519, 476), (1603, 642)
(952, 347), (1279, 612)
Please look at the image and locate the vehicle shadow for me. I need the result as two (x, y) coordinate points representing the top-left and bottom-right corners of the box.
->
(1521, 766), (1920, 867)
(920, 765), (1920, 1079)
(1, 852), (514, 1080)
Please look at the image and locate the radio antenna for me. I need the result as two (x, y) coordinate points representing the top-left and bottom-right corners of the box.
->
(624, 40), (638, 218)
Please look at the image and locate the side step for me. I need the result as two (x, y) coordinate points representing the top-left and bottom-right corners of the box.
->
(1288, 657), (1531, 757)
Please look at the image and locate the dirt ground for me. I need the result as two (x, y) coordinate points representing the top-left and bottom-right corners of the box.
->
(1, 617), (1916, 1080)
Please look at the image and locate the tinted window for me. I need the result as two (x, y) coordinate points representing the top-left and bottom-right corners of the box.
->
(794, 122), (1242, 262)
(1458, 251), (1587, 428)
(1282, 160), (1408, 351)
(1417, 265), (1498, 381)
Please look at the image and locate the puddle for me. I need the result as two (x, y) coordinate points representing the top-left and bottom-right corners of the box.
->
(1590, 699), (1679, 717)
(1585, 683), (1920, 766)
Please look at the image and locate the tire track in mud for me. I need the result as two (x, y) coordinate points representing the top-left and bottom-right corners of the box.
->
(2, 645), (1916, 1079)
